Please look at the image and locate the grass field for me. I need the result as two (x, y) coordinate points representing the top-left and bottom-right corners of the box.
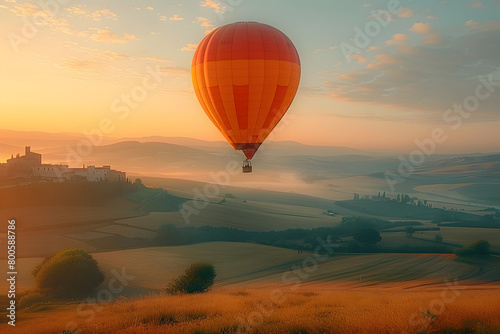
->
(4, 242), (498, 295)
(415, 227), (500, 253)
(335, 199), (481, 221)
(118, 198), (340, 232)
(2, 286), (499, 333)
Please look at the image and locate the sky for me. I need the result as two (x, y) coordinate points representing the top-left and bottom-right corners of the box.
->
(1, 0), (500, 153)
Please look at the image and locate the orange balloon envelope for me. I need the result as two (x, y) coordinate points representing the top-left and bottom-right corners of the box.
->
(191, 22), (301, 161)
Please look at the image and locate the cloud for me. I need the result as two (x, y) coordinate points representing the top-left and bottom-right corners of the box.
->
(410, 23), (443, 45)
(145, 6), (154, 10)
(366, 46), (380, 52)
(90, 29), (138, 44)
(427, 15), (439, 20)
(398, 8), (415, 18)
(363, 4), (372, 7)
(158, 66), (190, 77)
(170, 14), (184, 21)
(465, 20), (500, 31)
(328, 29), (500, 117)
(62, 59), (101, 70)
(196, 16), (215, 34)
(314, 46), (338, 53)
(9, 2), (38, 16)
(349, 53), (367, 63)
(65, 6), (117, 21)
(410, 22), (432, 34)
(139, 56), (171, 63)
(385, 33), (409, 45)
(468, 1), (486, 8)
(200, 0), (226, 13)
(90, 8), (117, 21)
(181, 43), (198, 51)
(66, 6), (86, 15)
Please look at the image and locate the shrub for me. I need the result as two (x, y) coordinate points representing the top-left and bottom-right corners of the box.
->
(33, 249), (104, 298)
(353, 228), (381, 245)
(435, 235), (443, 243)
(18, 291), (50, 309)
(455, 240), (491, 257)
(166, 263), (216, 294)
(405, 227), (415, 237)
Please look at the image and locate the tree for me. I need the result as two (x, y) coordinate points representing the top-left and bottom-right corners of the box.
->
(435, 235), (443, 243)
(33, 249), (104, 298)
(455, 240), (491, 257)
(405, 227), (416, 238)
(166, 263), (216, 294)
(353, 228), (381, 246)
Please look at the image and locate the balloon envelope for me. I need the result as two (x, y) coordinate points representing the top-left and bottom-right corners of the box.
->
(191, 22), (301, 159)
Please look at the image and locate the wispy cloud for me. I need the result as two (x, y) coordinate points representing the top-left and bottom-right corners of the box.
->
(468, 1), (486, 8)
(65, 6), (117, 21)
(200, 0), (225, 13)
(328, 27), (500, 116)
(385, 33), (409, 45)
(90, 29), (138, 44)
(409, 22), (443, 45)
(90, 8), (117, 21)
(349, 53), (367, 63)
(398, 7), (415, 18)
(181, 43), (198, 51)
(196, 16), (215, 34)
(66, 6), (87, 15)
(8, 2), (39, 17)
(170, 14), (184, 21)
(465, 20), (500, 31)
(158, 66), (190, 77)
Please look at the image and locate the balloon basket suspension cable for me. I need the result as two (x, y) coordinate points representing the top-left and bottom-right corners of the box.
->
(242, 159), (252, 173)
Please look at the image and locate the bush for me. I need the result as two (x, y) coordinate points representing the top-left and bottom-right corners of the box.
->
(33, 249), (104, 298)
(166, 263), (216, 294)
(18, 291), (50, 309)
(455, 240), (491, 257)
(353, 228), (381, 245)
(435, 235), (443, 243)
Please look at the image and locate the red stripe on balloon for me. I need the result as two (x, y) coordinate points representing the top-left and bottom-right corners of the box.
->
(233, 85), (249, 130)
(262, 85), (289, 129)
(209, 85), (232, 130)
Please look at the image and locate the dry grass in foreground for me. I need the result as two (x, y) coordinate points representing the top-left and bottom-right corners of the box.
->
(2, 285), (500, 334)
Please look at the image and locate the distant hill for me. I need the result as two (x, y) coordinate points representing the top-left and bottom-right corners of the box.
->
(415, 154), (500, 177)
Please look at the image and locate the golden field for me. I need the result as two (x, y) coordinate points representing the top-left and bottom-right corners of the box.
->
(1, 284), (499, 333)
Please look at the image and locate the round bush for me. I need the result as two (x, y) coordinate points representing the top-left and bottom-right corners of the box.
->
(166, 263), (216, 294)
(34, 249), (104, 298)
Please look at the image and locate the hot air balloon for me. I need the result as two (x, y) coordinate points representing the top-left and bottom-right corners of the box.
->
(191, 22), (301, 173)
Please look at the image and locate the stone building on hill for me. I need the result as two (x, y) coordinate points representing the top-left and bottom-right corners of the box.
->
(1, 146), (126, 182)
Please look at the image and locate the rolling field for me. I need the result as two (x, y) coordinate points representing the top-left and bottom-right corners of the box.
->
(2, 286), (500, 333)
(4, 242), (499, 296)
(415, 227), (500, 253)
(118, 198), (340, 232)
